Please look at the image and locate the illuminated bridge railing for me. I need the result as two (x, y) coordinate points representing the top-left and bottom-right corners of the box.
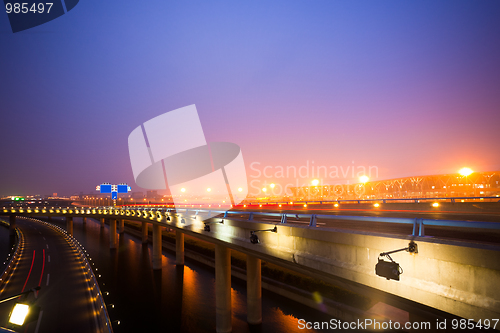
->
(3, 206), (500, 238)
(242, 195), (500, 206)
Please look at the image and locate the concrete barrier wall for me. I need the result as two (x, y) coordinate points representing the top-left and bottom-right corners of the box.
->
(211, 218), (500, 321)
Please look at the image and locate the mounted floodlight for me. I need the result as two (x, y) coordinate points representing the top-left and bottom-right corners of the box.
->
(375, 241), (417, 281)
(204, 219), (224, 232)
(250, 226), (278, 244)
(1, 286), (41, 327)
(9, 303), (29, 325)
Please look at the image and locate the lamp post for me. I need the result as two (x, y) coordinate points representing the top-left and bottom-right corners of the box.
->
(459, 167), (474, 197)
(0, 286), (41, 329)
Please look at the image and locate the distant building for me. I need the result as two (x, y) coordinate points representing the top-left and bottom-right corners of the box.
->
(131, 191), (144, 199)
(289, 171), (500, 201)
(146, 190), (158, 198)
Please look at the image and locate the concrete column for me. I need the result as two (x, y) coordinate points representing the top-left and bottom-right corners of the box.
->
(109, 219), (117, 249)
(152, 224), (162, 270)
(215, 244), (232, 333)
(142, 222), (148, 243)
(100, 217), (105, 228)
(119, 219), (125, 234)
(9, 215), (16, 236)
(246, 255), (262, 324)
(66, 217), (73, 236)
(82, 217), (87, 225)
(176, 231), (184, 265)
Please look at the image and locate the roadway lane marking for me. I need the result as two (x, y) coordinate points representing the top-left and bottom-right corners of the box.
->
(46, 273), (50, 286)
(34, 310), (43, 333)
(38, 249), (46, 287)
(48, 255), (50, 262)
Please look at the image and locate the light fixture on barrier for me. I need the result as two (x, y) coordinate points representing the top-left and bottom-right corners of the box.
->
(375, 241), (417, 281)
(250, 226), (277, 244)
(204, 219), (224, 232)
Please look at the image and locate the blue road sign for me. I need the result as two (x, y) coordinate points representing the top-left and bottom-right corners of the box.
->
(112, 192), (118, 200)
(100, 184), (112, 193)
(117, 184), (128, 193)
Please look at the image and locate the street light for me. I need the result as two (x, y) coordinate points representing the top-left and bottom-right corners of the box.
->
(311, 179), (319, 186)
(0, 286), (41, 328)
(9, 303), (29, 326)
(359, 175), (369, 183)
(458, 167), (473, 177)
(458, 167), (474, 196)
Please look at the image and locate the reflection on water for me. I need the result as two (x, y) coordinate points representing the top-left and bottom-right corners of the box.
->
(56, 218), (344, 332)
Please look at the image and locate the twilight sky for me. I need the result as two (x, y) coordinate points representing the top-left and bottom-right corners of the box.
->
(1, 0), (499, 197)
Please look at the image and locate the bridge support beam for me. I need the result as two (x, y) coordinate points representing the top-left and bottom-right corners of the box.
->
(9, 215), (16, 236)
(119, 219), (125, 234)
(141, 222), (148, 243)
(215, 244), (232, 333)
(152, 224), (162, 270)
(109, 219), (117, 249)
(66, 217), (73, 236)
(246, 255), (262, 325)
(176, 231), (184, 265)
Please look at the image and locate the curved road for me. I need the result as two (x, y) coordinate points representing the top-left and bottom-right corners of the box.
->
(0, 217), (99, 332)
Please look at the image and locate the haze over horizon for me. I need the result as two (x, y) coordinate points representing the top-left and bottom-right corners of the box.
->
(1, 0), (499, 197)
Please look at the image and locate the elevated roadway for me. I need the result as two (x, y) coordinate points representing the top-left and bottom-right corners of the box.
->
(2, 205), (500, 332)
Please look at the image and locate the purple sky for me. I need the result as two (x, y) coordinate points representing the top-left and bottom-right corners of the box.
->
(1, 0), (499, 197)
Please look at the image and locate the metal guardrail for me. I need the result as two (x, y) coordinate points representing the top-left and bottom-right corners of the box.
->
(3, 206), (500, 238)
(241, 195), (500, 206)
(128, 207), (500, 238)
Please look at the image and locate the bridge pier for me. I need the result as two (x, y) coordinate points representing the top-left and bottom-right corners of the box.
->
(141, 222), (148, 243)
(246, 255), (262, 325)
(119, 219), (125, 234)
(100, 217), (105, 228)
(215, 244), (232, 333)
(82, 217), (87, 225)
(109, 219), (117, 249)
(176, 231), (184, 265)
(66, 217), (73, 236)
(152, 224), (162, 270)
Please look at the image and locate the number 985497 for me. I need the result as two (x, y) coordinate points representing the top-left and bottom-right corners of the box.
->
(6, 3), (53, 14)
